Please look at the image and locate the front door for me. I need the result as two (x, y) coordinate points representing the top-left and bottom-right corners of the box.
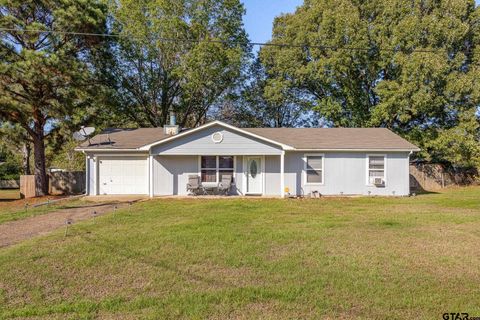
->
(246, 157), (263, 194)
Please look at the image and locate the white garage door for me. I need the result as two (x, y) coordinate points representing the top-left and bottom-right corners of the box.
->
(98, 157), (148, 195)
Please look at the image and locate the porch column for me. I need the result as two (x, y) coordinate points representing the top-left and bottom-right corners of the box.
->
(85, 154), (89, 195)
(149, 155), (154, 198)
(280, 151), (285, 198)
(93, 156), (98, 195)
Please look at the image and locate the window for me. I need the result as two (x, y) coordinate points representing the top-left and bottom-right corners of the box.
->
(367, 155), (386, 185)
(304, 154), (323, 184)
(200, 156), (234, 183)
(201, 156), (217, 182)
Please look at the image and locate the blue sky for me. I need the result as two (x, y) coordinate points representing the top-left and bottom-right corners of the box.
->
(242, 0), (302, 43)
(242, 0), (479, 44)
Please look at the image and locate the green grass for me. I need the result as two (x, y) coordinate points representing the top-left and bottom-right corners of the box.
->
(0, 187), (479, 319)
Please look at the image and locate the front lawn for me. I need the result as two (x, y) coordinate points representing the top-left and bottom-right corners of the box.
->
(0, 187), (479, 319)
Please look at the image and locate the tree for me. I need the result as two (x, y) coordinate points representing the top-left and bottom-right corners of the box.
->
(0, 123), (31, 175)
(218, 58), (318, 127)
(0, 0), (109, 195)
(109, 0), (250, 128)
(260, 0), (480, 167)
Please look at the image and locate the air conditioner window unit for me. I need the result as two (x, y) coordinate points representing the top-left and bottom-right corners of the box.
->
(374, 178), (384, 186)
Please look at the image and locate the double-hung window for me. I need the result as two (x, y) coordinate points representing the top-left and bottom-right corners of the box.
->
(304, 154), (324, 184)
(200, 156), (234, 183)
(367, 155), (386, 185)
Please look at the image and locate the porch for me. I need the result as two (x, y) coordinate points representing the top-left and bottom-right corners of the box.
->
(151, 154), (286, 197)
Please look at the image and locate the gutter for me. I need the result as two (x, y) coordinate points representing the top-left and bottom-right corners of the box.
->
(293, 148), (421, 152)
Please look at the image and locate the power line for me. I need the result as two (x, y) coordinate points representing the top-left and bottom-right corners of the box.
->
(0, 27), (446, 54)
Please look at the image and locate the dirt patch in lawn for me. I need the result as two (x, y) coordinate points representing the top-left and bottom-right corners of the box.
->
(0, 193), (68, 210)
(0, 202), (128, 248)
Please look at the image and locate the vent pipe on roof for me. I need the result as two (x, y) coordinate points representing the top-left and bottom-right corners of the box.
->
(169, 107), (176, 126)
(164, 106), (179, 135)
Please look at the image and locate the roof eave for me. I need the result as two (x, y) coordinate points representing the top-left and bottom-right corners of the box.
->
(293, 148), (420, 152)
(138, 120), (295, 151)
(74, 147), (145, 152)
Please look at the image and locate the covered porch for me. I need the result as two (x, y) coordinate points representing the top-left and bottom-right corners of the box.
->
(150, 153), (286, 198)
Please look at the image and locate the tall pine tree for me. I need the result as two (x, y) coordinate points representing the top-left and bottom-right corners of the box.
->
(0, 0), (109, 195)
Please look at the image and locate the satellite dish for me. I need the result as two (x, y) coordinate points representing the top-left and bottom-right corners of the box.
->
(73, 132), (86, 141)
(73, 126), (95, 145)
(81, 127), (95, 136)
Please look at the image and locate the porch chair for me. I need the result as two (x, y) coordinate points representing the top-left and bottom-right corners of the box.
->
(217, 174), (233, 196)
(186, 175), (205, 195)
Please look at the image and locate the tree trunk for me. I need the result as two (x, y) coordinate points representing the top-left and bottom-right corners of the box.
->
(22, 143), (31, 175)
(32, 128), (48, 196)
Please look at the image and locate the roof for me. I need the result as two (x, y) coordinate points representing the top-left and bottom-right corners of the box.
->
(243, 127), (419, 150)
(76, 121), (419, 152)
(77, 128), (170, 150)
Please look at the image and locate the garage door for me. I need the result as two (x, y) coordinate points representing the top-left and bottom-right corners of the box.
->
(98, 157), (148, 195)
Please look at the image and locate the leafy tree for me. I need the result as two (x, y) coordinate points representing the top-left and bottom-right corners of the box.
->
(0, 123), (31, 175)
(218, 58), (318, 127)
(109, 0), (250, 128)
(0, 0), (109, 195)
(260, 0), (480, 168)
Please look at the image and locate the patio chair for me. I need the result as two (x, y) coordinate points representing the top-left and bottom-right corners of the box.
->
(217, 174), (232, 196)
(186, 175), (205, 195)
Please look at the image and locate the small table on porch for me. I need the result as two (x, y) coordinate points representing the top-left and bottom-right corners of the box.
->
(202, 183), (235, 195)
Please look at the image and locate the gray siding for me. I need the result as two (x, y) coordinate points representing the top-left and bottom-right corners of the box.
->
(154, 155), (248, 196)
(153, 155), (198, 195)
(235, 156), (244, 195)
(89, 150), (410, 197)
(284, 151), (410, 196)
(265, 155), (281, 196)
(151, 125), (283, 155)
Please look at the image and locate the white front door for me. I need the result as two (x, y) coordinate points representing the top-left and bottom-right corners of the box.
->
(98, 157), (148, 195)
(246, 157), (263, 194)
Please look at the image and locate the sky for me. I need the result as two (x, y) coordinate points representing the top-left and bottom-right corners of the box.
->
(242, 0), (303, 44)
(242, 0), (480, 44)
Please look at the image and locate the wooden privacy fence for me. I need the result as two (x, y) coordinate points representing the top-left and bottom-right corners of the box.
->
(20, 171), (86, 198)
(20, 175), (36, 198)
(410, 163), (478, 191)
(49, 171), (85, 195)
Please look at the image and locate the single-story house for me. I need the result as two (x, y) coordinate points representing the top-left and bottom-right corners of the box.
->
(75, 120), (420, 197)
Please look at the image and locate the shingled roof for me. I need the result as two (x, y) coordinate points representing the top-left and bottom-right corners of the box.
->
(243, 128), (419, 150)
(76, 122), (419, 151)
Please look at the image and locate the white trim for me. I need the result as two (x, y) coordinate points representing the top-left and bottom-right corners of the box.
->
(77, 147), (420, 153)
(82, 152), (149, 157)
(303, 153), (325, 186)
(280, 151), (285, 198)
(75, 148), (148, 152)
(366, 154), (387, 187)
(94, 156), (98, 195)
(243, 156), (265, 195)
(139, 120), (294, 151)
(85, 155), (89, 195)
(148, 155), (154, 197)
(198, 155), (235, 185)
(211, 131), (224, 143)
(295, 148), (420, 152)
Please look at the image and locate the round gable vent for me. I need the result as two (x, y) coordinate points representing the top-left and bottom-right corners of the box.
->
(212, 132), (223, 143)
